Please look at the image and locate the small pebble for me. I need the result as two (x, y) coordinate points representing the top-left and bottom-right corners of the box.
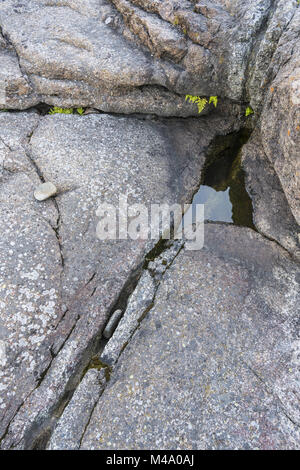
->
(103, 309), (123, 339)
(34, 182), (57, 201)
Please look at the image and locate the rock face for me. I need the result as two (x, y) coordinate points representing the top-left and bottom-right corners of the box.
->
(81, 225), (300, 450)
(0, 1), (298, 218)
(259, 7), (300, 225)
(0, 0), (279, 114)
(0, 111), (238, 448)
(241, 130), (300, 259)
(47, 368), (106, 450)
(0, 0), (299, 451)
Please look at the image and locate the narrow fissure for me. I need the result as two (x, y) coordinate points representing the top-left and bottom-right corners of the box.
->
(36, 236), (183, 449)
(21, 232), (176, 449)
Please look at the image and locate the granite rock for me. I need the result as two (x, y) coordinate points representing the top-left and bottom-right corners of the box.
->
(0, 111), (237, 449)
(81, 224), (300, 450)
(241, 129), (300, 260)
(47, 368), (106, 450)
(0, 0), (283, 115)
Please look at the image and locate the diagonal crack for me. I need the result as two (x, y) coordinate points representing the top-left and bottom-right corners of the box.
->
(242, 360), (300, 429)
(25, 123), (66, 272)
(77, 240), (184, 446)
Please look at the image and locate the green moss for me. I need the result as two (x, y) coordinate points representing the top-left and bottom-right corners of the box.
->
(83, 355), (112, 382)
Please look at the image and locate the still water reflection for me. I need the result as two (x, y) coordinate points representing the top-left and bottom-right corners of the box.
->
(183, 131), (255, 229)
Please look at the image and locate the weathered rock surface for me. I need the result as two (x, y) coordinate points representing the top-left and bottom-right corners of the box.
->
(0, 111), (238, 449)
(0, 111), (63, 438)
(0, 0), (291, 115)
(47, 368), (106, 450)
(241, 130), (300, 260)
(101, 240), (182, 367)
(0, 1), (298, 219)
(81, 224), (300, 450)
(0, 0), (299, 452)
(259, 6), (300, 226)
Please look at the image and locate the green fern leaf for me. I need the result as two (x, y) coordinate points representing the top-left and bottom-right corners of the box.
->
(209, 96), (218, 107)
(48, 107), (73, 115)
(245, 106), (254, 117)
(195, 97), (208, 114)
(185, 95), (208, 114)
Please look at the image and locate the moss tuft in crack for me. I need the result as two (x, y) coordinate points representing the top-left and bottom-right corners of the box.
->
(82, 356), (112, 383)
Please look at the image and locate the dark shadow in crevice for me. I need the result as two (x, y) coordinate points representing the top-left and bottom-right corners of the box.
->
(188, 128), (255, 229)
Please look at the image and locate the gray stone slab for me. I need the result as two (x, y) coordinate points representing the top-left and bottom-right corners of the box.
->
(81, 224), (300, 450)
(0, 112), (236, 449)
(259, 7), (300, 225)
(0, 112), (63, 438)
(242, 129), (300, 260)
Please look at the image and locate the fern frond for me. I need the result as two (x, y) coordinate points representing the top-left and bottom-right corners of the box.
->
(195, 97), (207, 114)
(209, 96), (218, 107)
(185, 95), (208, 114)
(48, 107), (73, 115)
(185, 95), (198, 104)
(245, 106), (254, 117)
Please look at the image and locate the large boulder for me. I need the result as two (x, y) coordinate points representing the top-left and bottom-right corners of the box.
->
(241, 129), (300, 259)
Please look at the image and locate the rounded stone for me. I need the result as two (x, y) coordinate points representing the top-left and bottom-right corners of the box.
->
(103, 309), (123, 339)
(34, 182), (57, 201)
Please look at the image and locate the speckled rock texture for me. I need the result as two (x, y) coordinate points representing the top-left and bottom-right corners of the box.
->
(0, 1), (298, 221)
(0, 111), (238, 449)
(101, 240), (183, 367)
(81, 224), (300, 450)
(0, 0), (299, 452)
(47, 368), (106, 450)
